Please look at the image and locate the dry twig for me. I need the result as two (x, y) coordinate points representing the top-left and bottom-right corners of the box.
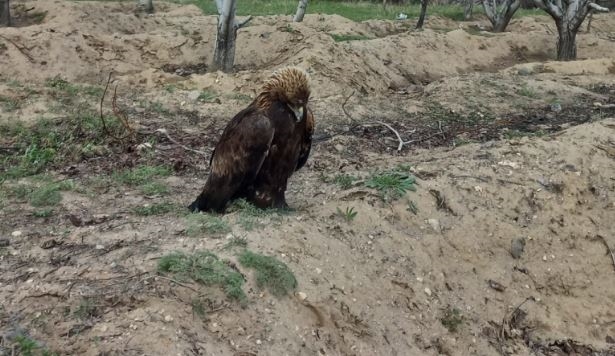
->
(596, 235), (615, 272)
(155, 128), (209, 156)
(0, 35), (35, 63)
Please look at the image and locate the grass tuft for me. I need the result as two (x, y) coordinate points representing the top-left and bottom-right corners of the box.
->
(133, 202), (175, 216)
(441, 306), (464, 332)
(239, 250), (297, 297)
(158, 251), (246, 302)
(365, 169), (416, 201)
(186, 213), (231, 236)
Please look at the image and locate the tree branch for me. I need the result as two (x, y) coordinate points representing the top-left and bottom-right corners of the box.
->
(533, 0), (563, 18)
(588, 2), (609, 11)
(234, 15), (253, 29)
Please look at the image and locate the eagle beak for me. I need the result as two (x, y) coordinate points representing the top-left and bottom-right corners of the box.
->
(291, 105), (304, 122)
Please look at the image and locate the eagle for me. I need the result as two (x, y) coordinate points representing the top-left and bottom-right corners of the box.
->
(188, 66), (314, 213)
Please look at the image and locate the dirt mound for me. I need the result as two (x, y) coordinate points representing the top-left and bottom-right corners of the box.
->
(2, 1), (615, 355)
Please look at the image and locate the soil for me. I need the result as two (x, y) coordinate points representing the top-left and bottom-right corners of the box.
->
(1, 1), (615, 355)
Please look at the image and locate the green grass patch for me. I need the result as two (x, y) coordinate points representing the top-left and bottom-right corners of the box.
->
(331, 173), (358, 190)
(441, 306), (464, 333)
(112, 165), (171, 186)
(336, 206), (358, 222)
(158, 251), (246, 303)
(12, 334), (58, 356)
(186, 213), (231, 236)
(29, 180), (74, 207)
(517, 84), (538, 98)
(224, 236), (248, 250)
(197, 90), (218, 103)
(229, 199), (280, 231)
(365, 168), (416, 201)
(329, 33), (372, 42)
(239, 250), (297, 297)
(184, 0), (542, 22)
(33, 208), (54, 218)
(133, 202), (175, 216)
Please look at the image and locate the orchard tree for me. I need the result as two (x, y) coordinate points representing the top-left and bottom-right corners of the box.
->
(293, 0), (309, 22)
(482, 0), (521, 32)
(416, 0), (428, 29)
(212, 0), (252, 72)
(533, 0), (608, 60)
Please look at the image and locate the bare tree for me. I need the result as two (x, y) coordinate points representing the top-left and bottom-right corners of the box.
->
(533, 0), (608, 60)
(293, 0), (308, 22)
(212, 0), (252, 72)
(416, 0), (428, 29)
(464, 0), (474, 20)
(143, 0), (154, 14)
(0, 0), (10, 27)
(482, 0), (521, 32)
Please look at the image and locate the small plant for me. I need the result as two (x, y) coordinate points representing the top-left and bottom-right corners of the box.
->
(332, 174), (357, 190)
(29, 180), (74, 207)
(407, 201), (419, 215)
(113, 165), (171, 187)
(329, 33), (372, 42)
(186, 213), (231, 236)
(33, 208), (54, 218)
(191, 298), (207, 318)
(225, 236), (248, 250)
(336, 206), (358, 222)
(150, 101), (169, 114)
(239, 250), (297, 297)
(517, 84), (537, 98)
(140, 182), (169, 196)
(440, 306), (464, 333)
(158, 251), (246, 303)
(133, 202), (174, 216)
(197, 90), (218, 103)
(73, 298), (98, 320)
(230, 199), (280, 231)
(365, 170), (417, 201)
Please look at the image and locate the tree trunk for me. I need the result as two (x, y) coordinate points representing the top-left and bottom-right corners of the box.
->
(144, 0), (154, 14)
(556, 21), (577, 60)
(0, 0), (10, 27)
(212, 0), (251, 73)
(483, 0), (520, 32)
(464, 0), (474, 20)
(293, 0), (308, 22)
(416, 0), (428, 29)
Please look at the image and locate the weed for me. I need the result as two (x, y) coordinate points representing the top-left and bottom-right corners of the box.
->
(186, 213), (231, 236)
(29, 180), (74, 207)
(365, 170), (416, 201)
(517, 84), (537, 98)
(197, 90), (218, 103)
(140, 182), (169, 196)
(12, 334), (59, 356)
(0, 95), (21, 111)
(158, 251), (246, 302)
(33, 208), (54, 218)
(330, 33), (372, 42)
(113, 165), (171, 186)
(225, 236), (248, 250)
(191, 298), (207, 318)
(133, 202), (174, 216)
(336, 206), (358, 222)
(407, 201), (419, 215)
(332, 174), (357, 190)
(441, 306), (464, 332)
(164, 84), (176, 93)
(73, 298), (98, 320)
(239, 250), (297, 297)
(9, 184), (32, 200)
(228, 92), (252, 102)
(150, 101), (169, 114)
(229, 199), (280, 231)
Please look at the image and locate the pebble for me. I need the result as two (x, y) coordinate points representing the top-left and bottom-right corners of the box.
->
(297, 292), (307, 301)
(164, 315), (174, 322)
(11, 231), (22, 237)
(510, 238), (526, 259)
(334, 144), (344, 152)
(256, 339), (262, 345)
(95, 245), (105, 250)
(424, 287), (432, 296)
(427, 219), (441, 233)
(315, 268), (322, 274)
(187, 90), (201, 101)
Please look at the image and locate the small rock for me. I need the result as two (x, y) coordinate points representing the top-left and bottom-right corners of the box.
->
(315, 268), (322, 274)
(517, 67), (532, 76)
(550, 103), (562, 112)
(606, 335), (615, 344)
(296, 292), (307, 301)
(164, 315), (174, 322)
(487, 279), (506, 292)
(256, 339), (262, 345)
(510, 238), (526, 259)
(334, 144), (344, 152)
(427, 219), (441, 233)
(542, 255), (547, 261)
(95, 244), (105, 250)
(11, 231), (22, 237)
(424, 287), (432, 296)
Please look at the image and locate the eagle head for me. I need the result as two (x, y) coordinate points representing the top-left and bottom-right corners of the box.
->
(257, 66), (310, 122)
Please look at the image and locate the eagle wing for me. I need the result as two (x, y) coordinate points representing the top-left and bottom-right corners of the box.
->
(190, 108), (274, 212)
(295, 106), (314, 171)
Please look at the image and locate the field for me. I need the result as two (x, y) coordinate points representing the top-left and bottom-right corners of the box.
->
(1, 0), (615, 355)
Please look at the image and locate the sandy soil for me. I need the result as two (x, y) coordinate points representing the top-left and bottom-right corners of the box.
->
(1, 1), (615, 355)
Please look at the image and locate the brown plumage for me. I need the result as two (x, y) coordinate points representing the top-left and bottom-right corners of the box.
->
(188, 67), (314, 213)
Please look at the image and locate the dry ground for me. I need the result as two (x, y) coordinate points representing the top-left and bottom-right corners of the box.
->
(1, 1), (615, 355)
